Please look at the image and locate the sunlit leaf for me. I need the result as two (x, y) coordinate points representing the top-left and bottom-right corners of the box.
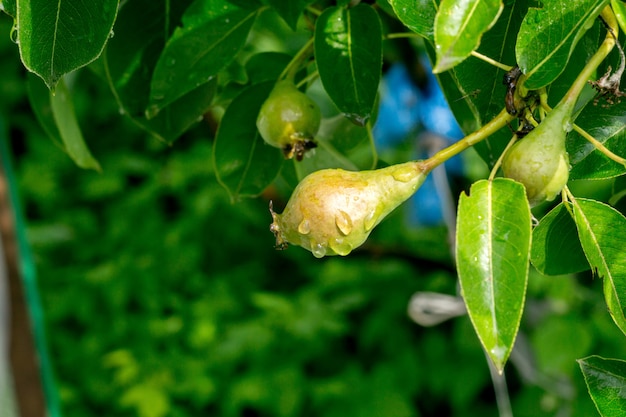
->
(579, 355), (626, 417)
(568, 100), (626, 180)
(388, 0), (438, 40)
(572, 198), (626, 335)
(456, 178), (531, 372)
(433, 0), (503, 73)
(516, 0), (608, 89)
(214, 82), (283, 201)
(531, 202), (590, 275)
(147, 0), (259, 116)
(611, 0), (626, 35)
(428, 0), (523, 167)
(17, 0), (119, 89)
(314, 4), (382, 126)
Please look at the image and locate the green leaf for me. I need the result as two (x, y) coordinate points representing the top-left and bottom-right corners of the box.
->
(264, 0), (313, 30)
(568, 100), (626, 180)
(531, 203), (590, 276)
(612, 0), (626, 35)
(579, 356), (626, 417)
(427, 0), (524, 167)
(1, 0), (16, 18)
(104, 0), (214, 143)
(456, 178), (531, 372)
(314, 4), (382, 126)
(516, 0), (608, 89)
(17, 0), (119, 89)
(29, 76), (101, 171)
(214, 81), (284, 201)
(433, 0), (504, 73)
(388, 0), (438, 40)
(572, 198), (626, 336)
(147, 0), (259, 116)
(245, 52), (293, 85)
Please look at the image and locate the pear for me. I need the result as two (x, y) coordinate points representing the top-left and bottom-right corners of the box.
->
(502, 101), (574, 206)
(270, 161), (427, 257)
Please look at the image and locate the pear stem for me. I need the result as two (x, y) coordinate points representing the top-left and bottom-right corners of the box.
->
(421, 109), (515, 173)
(279, 37), (315, 83)
(562, 6), (619, 107)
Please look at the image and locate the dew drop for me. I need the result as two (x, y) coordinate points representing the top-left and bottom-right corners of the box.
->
(490, 345), (507, 361)
(562, 120), (573, 132)
(298, 219), (311, 235)
(392, 166), (416, 183)
(335, 210), (353, 235)
(166, 57), (176, 67)
(364, 209), (379, 232)
(329, 238), (352, 256)
(311, 242), (327, 258)
(109, 30), (115, 39)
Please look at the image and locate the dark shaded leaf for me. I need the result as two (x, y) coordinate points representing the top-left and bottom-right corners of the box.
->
(569, 100), (626, 180)
(214, 82), (284, 201)
(531, 202), (590, 275)
(314, 4), (382, 126)
(147, 0), (259, 116)
(264, 0), (314, 30)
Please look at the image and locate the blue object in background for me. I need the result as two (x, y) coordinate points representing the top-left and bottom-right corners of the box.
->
(373, 58), (464, 226)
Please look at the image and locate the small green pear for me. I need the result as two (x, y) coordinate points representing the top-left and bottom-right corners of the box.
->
(502, 101), (574, 206)
(256, 80), (321, 161)
(270, 161), (427, 258)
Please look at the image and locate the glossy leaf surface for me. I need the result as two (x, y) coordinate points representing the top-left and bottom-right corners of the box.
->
(388, 0), (438, 40)
(531, 203), (590, 275)
(516, 0), (608, 89)
(433, 0), (503, 73)
(568, 100), (626, 180)
(148, 0), (258, 116)
(613, 0), (626, 34)
(214, 82), (283, 201)
(456, 178), (531, 371)
(429, 0), (524, 167)
(104, 0), (216, 143)
(17, 0), (119, 89)
(579, 356), (626, 417)
(573, 198), (626, 335)
(314, 4), (382, 126)
(1, 0), (16, 17)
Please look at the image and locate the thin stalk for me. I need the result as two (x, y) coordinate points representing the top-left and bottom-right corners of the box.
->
(572, 124), (626, 167)
(471, 51), (513, 72)
(279, 37), (315, 82)
(422, 109), (515, 173)
(365, 122), (379, 170)
(489, 134), (518, 181)
(562, 5), (618, 106)
(384, 32), (422, 40)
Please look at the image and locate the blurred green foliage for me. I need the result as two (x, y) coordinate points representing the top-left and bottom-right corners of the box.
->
(1, 11), (626, 417)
